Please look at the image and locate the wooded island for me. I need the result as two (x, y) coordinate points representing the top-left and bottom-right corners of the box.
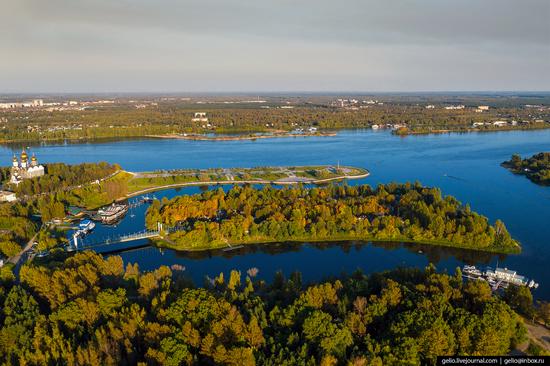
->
(147, 183), (520, 254)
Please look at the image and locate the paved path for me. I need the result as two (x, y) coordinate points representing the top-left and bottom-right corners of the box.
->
(124, 171), (370, 198)
(8, 231), (40, 276)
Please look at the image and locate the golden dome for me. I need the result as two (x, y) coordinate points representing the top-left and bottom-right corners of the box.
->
(31, 154), (37, 161)
(20, 149), (28, 160)
(12, 155), (17, 162)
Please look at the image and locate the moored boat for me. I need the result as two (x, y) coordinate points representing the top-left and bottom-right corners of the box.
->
(96, 203), (129, 224)
(78, 219), (95, 234)
(462, 265), (539, 289)
(141, 195), (155, 203)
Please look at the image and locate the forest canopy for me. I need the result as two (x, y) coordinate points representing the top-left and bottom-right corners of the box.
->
(147, 183), (520, 253)
(502, 152), (550, 186)
(0, 252), (530, 365)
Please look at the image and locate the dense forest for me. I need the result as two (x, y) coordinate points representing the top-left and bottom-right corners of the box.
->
(502, 153), (550, 186)
(0, 251), (539, 365)
(0, 202), (36, 258)
(147, 183), (520, 253)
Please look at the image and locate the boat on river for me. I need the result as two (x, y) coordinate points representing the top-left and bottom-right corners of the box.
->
(78, 219), (95, 234)
(96, 203), (129, 224)
(462, 265), (539, 289)
(141, 195), (156, 203)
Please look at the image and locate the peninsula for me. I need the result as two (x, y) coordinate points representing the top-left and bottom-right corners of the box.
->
(502, 153), (550, 186)
(123, 165), (368, 197)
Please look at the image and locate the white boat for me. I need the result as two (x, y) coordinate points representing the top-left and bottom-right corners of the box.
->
(78, 219), (95, 234)
(97, 203), (128, 224)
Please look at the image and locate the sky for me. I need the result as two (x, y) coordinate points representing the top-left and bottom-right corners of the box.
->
(1, 0), (549, 93)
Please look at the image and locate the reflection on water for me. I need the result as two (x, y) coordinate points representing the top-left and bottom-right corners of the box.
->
(170, 240), (504, 265)
(113, 239), (506, 287)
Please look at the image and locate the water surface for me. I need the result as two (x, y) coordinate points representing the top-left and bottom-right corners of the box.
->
(4, 130), (549, 296)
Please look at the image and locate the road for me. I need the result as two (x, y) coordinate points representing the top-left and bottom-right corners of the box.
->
(8, 231), (39, 275)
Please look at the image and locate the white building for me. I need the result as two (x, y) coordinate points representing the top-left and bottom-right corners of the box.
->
(445, 105), (465, 110)
(0, 191), (17, 202)
(486, 267), (528, 286)
(0, 99), (43, 109)
(493, 121), (508, 127)
(10, 150), (45, 185)
(191, 112), (208, 122)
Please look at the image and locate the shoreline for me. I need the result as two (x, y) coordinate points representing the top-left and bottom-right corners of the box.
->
(145, 132), (337, 141)
(1, 126), (548, 145)
(500, 162), (550, 187)
(394, 124), (550, 136)
(151, 235), (520, 255)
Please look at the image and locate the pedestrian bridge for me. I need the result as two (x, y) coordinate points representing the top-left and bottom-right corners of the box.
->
(69, 223), (182, 253)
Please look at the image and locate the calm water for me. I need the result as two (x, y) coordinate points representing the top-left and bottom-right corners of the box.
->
(3, 130), (549, 297)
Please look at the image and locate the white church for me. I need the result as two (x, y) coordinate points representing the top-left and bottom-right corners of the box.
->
(10, 150), (45, 185)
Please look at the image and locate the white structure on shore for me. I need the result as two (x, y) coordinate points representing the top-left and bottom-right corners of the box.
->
(10, 150), (45, 185)
(0, 191), (17, 202)
(192, 112), (208, 122)
(0, 99), (43, 109)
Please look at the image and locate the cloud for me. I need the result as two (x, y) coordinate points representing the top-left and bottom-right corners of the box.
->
(1, 0), (549, 92)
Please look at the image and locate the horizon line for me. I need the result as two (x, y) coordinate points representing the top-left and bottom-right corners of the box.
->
(1, 90), (550, 96)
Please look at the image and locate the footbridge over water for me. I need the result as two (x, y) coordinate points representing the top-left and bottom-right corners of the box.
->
(69, 223), (182, 253)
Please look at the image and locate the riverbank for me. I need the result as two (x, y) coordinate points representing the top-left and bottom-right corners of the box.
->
(152, 234), (521, 255)
(145, 131), (337, 141)
(393, 124), (550, 136)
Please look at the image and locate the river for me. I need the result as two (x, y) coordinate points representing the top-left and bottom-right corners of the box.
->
(3, 129), (549, 297)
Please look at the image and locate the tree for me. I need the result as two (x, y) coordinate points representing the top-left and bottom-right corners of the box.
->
(0, 286), (40, 361)
(503, 286), (534, 318)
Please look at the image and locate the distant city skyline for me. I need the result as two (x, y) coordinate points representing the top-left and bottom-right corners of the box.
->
(2, 0), (549, 93)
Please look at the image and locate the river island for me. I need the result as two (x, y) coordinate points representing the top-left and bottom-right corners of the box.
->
(146, 183), (520, 254)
